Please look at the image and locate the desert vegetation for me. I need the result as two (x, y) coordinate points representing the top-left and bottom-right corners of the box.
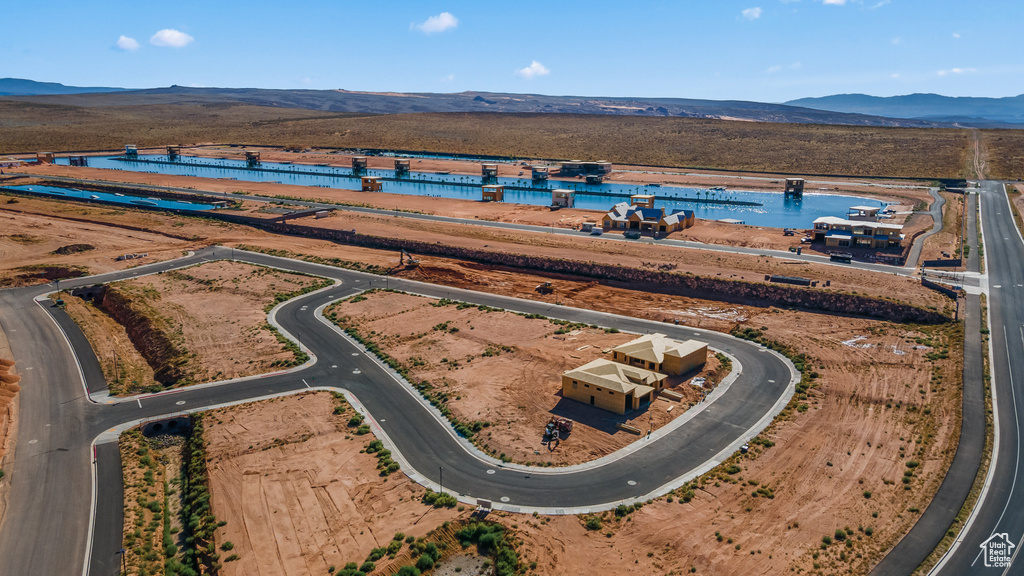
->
(0, 100), (975, 178)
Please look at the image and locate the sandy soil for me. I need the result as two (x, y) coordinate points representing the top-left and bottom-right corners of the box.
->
(205, 392), (462, 576)
(0, 201), (191, 287)
(919, 191), (965, 267)
(327, 291), (722, 466)
(202, 298), (961, 576)
(65, 261), (325, 394)
(61, 294), (157, 394)
(0, 335), (19, 527)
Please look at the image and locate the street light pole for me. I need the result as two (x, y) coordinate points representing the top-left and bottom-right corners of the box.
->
(439, 466), (444, 496)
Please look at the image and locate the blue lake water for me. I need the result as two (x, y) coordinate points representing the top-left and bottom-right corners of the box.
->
(55, 155), (887, 228)
(3, 184), (216, 211)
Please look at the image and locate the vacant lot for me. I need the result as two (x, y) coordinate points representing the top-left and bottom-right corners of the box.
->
(63, 260), (327, 394)
(0, 99), (973, 178)
(0, 199), (192, 287)
(327, 291), (722, 466)
(205, 392), (463, 576)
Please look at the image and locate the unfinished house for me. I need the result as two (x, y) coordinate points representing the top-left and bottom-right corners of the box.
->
(551, 189), (575, 208)
(812, 216), (903, 249)
(36, 152), (55, 164)
(394, 159), (411, 176)
(531, 166), (550, 181)
(361, 176), (383, 191)
(481, 184), (504, 202)
(784, 178), (804, 197)
(351, 156), (368, 172)
(610, 334), (708, 376)
(481, 164), (499, 179)
(562, 359), (665, 414)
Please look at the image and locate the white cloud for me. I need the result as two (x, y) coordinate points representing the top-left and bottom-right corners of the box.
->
(300, 77), (312, 85)
(952, 32), (961, 39)
(822, 0), (847, 4)
(891, 73), (900, 78)
(937, 67), (976, 76)
(742, 7), (763, 19)
(441, 73), (455, 82)
(413, 12), (458, 34)
(114, 35), (139, 51)
(891, 37), (901, 45)
(869, 0), (891, 8)
(516, 60), (550, 79)
(766, 64), (783, 73)
(150, 29), (194, 48)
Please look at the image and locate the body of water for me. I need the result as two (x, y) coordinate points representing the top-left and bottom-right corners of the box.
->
(3, 184), (216, 211)
(56, 155), (887, 228)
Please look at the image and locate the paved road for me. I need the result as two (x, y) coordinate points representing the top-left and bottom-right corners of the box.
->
(869, 188), (984, 576)
(0, 246), (797, 576)
(929, 181), (1024, 575)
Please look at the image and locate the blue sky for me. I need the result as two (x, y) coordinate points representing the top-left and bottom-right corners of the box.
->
(3, 0), (1022, 102)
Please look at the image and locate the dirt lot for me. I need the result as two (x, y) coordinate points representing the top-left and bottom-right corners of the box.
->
(62, 260), (327, 394)
(203, 296), (961, 576)
(205, 392), (462, 576)
(327, 291), (722, 466)
(919, 191), (965, 267)
(0, 199), (192, 287)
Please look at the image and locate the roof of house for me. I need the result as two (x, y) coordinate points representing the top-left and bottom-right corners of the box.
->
(564, 358), (660, 396)
(849, 205), (881, 212)
(629, 207), (664, 222)
(662, 209), (695, 225)
(814, 216), (903, 231)
(612, 334), (707, 364)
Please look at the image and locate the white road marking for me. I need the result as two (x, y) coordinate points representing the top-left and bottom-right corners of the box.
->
(351, 353), (358, 356)
(175, 400), (185, 406)
(768, 380), (776, 383)
(137, 399), (142, 408)
(487, 469), (496, 475)
(989, 330), (1022, 535)
(628, 480), (637, 486)
(500, 496), (510, 502)
(331, 365), (338, 369)
(28, 439), (37, 444)
(353, 369), (361, 375)
(302, 379), (310, 389)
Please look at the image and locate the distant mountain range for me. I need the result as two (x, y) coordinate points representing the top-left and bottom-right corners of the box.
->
(0, 78), (128, 96)
(4, 77), (1023, 128)
(786, 93), (1024, 126)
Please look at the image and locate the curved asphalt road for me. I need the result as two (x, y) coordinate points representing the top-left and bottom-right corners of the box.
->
(0, 246), (796, 576)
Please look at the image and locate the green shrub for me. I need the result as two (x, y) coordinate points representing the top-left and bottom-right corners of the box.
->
(416, 554), (435, 571)
(359, 561), (375, 573)
(396, 566), (421, 576)
(584, 517), (602, 531)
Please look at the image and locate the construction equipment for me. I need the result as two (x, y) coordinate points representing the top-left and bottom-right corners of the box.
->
(544, 416), (574, 438)
(535, 282), (553, 295)
(400, 249), (419, 267)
